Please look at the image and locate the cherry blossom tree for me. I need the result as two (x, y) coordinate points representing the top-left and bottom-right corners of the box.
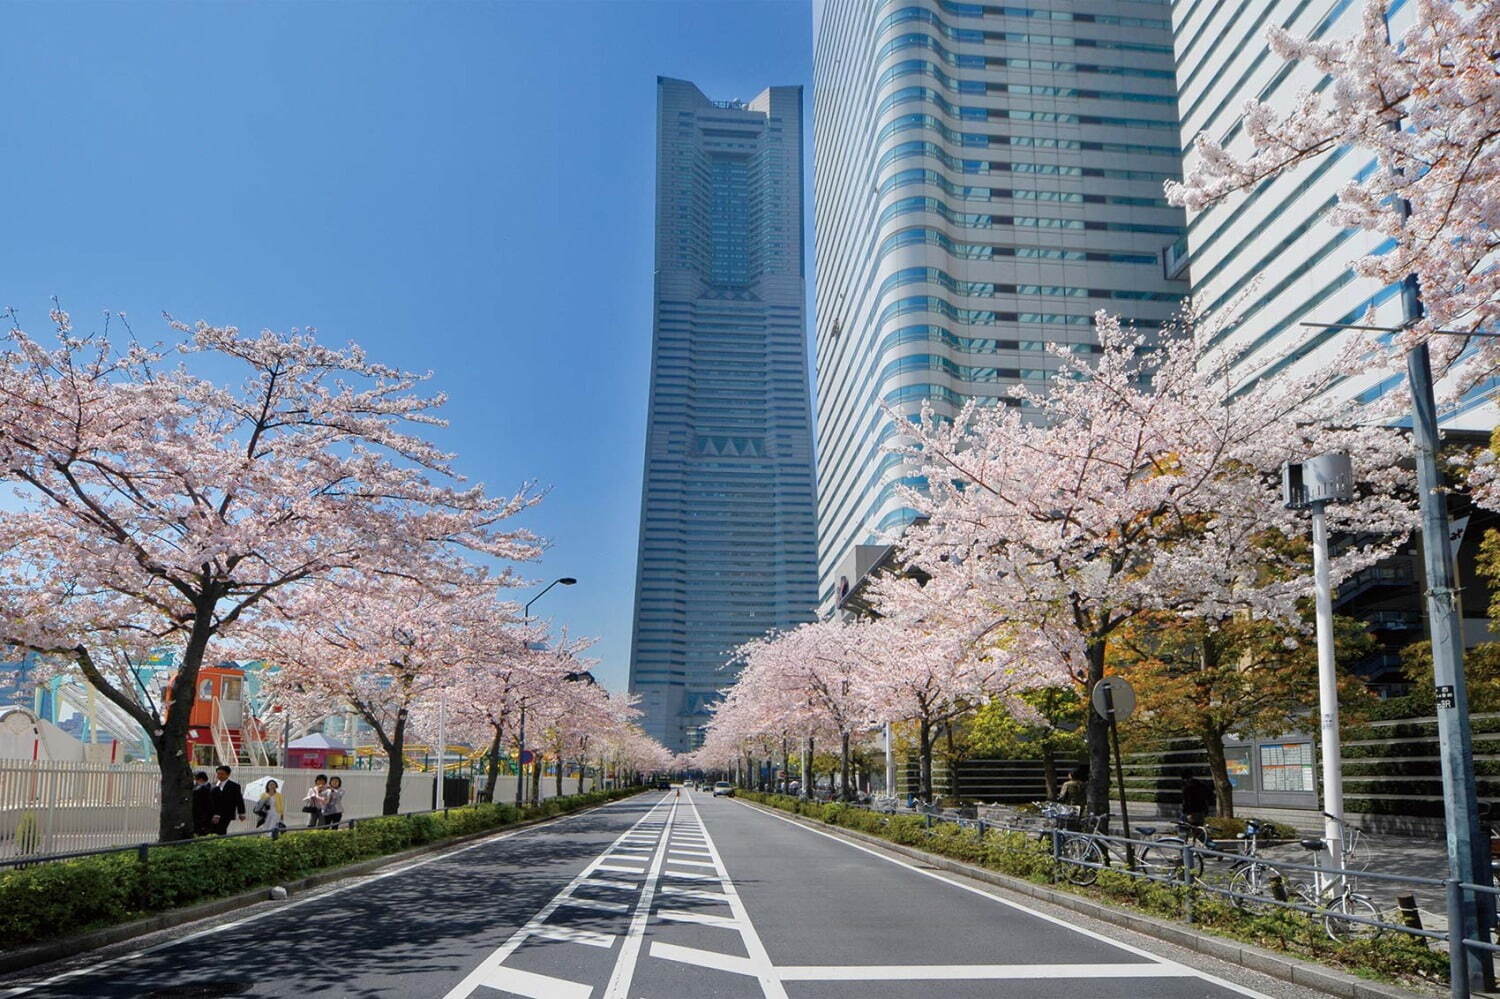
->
(1166, 0), (1498, 383)
(0, 309), (543, 839)
(882, 312), (1411, 815)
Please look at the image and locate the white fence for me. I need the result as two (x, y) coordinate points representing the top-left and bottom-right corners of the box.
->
(0, 761), (593, 858)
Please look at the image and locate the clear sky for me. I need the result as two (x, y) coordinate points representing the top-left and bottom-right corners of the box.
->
(1, 0), (816, 694)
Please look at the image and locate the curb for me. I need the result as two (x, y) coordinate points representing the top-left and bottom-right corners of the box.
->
(739, 800), (1434, 999)
(0, 791), (646, 977)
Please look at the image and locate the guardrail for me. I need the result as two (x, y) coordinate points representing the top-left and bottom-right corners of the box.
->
(822, 796), (1495, 996)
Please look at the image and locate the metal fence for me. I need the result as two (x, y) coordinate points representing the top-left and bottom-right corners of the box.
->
(0, 760), (595, 859)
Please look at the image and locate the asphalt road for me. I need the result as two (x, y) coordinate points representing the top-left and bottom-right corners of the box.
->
(0, 791), (1336, 998)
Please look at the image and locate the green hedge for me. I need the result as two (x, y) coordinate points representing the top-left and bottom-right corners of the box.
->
(739, 792), (1447, 989)
(0, 787), (641, 948)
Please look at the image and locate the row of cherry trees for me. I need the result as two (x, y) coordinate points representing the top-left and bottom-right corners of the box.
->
(693, 0), (1496, 815)
(0, 308), (669, 840)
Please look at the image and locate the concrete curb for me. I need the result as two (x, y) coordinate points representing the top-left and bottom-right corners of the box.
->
(739, 799), (1435, 999)
(0, 791), (646, 977)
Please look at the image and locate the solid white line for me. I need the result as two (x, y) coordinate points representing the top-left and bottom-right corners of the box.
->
(738, 802), (1274, 999)
(476, 965), (592, 999)
(581, 878), (640, 892)
(602, 797), (679, 999)
(596, 863), (646, 875)
(557, 896), (630, 914)
(650, 941), (759, 976)
(663, 858), (717, 869)
(776, 963), (1200, 981)
(658, 885), (730, 903)
(0, 795), (649, 999)
(529, 924), (615, 948)
(439, 795), (672, 999)
(682, 793), (790, 999)
(657, 909), (741, 929)
(657, 869), (717, 881)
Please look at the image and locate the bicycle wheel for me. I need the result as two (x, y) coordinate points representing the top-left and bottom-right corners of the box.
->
(1059, 833), (1104, 886)
(1227, 861), (1284, 914)
(1138, 837), (1203, 880)
(1324, 892), (1383, 942)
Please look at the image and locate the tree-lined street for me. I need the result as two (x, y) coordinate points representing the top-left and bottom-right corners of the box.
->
(0, 791), (1323, 998)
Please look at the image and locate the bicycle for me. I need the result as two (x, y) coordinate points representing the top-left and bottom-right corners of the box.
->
(1228, 813), (1383, 940)
(1038, 802), (1109, 887)
(1137, 816), (1295, 917)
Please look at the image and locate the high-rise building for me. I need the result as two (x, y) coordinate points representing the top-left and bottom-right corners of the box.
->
(1170, 0), (1496, 692)
(812, 0), (1189, 610)
(628, 78), (820, 753)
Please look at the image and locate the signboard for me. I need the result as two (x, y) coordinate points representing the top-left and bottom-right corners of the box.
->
(1436, 684), (1457, 709)
(1258, 742), (1315, 792)
(1225, 746), (1253, 790)
(519, 750), (535, 766)
(1091, 677), (1136, 721)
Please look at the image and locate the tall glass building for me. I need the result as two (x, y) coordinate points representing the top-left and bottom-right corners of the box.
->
(628, 77), (820, 753)
(811, 0), (1189, 611)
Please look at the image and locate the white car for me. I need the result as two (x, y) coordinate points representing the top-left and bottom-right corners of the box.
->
(712, 781), (734, 797)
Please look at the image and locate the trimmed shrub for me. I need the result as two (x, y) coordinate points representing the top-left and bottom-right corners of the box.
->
(0, 786), (641, 948)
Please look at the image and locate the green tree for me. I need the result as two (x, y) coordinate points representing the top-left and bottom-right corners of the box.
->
(1114, 613), (1373, 818)
(965, 687), (1086, 800)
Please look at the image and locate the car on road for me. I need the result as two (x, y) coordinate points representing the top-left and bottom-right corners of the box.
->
(712, 781), (734, 797)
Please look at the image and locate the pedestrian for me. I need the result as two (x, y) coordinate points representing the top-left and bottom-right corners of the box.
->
(302, 774), (330, 827)
(1058, 766), (1088, 808)
(320, 775), (345, 829)
(253, 778), (287, 832)
(1179, 771), (1214, 828)
(209, 765), (246, 835)
(192, 770), (214, 836)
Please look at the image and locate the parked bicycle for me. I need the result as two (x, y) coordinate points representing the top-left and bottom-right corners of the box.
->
(1037, 802), (1110, 887)
(1229, 813), (1383, 941)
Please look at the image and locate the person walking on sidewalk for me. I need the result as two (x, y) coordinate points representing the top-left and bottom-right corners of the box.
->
(303, 774), (330, 828)
(209, 766), (245, 835)
(254, 778), (287, 832)
(192, 771), (214, 836)
(320, 775), (346, 829)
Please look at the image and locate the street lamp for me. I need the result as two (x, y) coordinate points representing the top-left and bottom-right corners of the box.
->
(1283, 452), (1355, 871)
(516, 576), (577, 807)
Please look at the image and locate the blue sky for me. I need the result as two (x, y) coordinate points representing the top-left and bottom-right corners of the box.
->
(1, 0), (816, 694)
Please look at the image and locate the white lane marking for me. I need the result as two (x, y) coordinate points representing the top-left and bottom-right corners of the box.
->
(478, 965), (591, 999)
(440, 795), (672, 999)
(658, 869), (717, 881)
(558, 896), (631, 914)
(0, 797), (647, 999)
(601, 797), (680, 999)
(669, 848), (712, 857)
(530, 924), (615, 948)
(676, 792), (789, 999)
(582, 878), (639, 891)
(649, 941), (759, 976)
(657, 909), (741, 929)
(596, 863), (646, 875)
(663, 858), (716, 869)
(776, 963), (1200, 981)
(658, 885), (730, 903)
(740, 802), (1274, 999)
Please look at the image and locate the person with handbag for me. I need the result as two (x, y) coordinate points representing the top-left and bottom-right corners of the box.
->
(302, 774), (330, 828)
(320, 775), (346, 829)
(254, 778), (287, 832)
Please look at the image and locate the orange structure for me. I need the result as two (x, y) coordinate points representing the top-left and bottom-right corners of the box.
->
(163, 664), (271, 767)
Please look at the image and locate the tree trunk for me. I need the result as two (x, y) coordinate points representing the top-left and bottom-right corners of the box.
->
(530, 751), (542, 803)
(1084, 642), (1112, 824)
(918, 715), (933, 803)
(1041, 741), (1059, 801)
(804, 737), (815, 798)
(554, 753), (563, 798)
(480, 723), (503, 803)
(157, 610), (218, 841)
(383, 709), (408, 815)
(782, 738), (791, 794)
(840, 731), (852, 802)
(1200, 729), (1235, 819)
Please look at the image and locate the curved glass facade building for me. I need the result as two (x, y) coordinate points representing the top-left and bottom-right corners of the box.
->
(812, 0), (1189, 609)
(628, 78), (819, 753)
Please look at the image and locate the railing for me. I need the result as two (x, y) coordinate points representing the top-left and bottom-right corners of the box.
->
(820, 797), (1494, 996)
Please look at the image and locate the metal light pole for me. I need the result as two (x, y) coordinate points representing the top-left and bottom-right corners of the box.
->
(1283, 452), (1354, 871)
(516, 577), (577, 807)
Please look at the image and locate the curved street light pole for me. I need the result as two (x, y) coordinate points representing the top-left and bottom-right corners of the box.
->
(515, 577), (577, 807)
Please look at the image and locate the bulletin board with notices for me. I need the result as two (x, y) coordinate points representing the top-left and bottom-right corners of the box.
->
(1258, 741), (1315, 792)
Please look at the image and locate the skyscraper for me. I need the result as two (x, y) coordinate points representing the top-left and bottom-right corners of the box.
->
(628, 78), (820, 753)
(1170, 0), (1495, 427)
(812, 0), (1189, 610)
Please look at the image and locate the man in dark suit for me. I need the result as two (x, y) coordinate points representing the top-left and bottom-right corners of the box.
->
(209, 765), (245, 835)
(191, 770), (214, 836)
